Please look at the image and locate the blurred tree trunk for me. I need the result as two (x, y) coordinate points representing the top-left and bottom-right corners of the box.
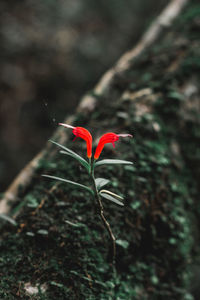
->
(1, 0), (200, 299)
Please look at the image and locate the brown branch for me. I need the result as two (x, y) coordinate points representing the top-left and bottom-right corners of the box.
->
(97, 192), (116, 264)
(90, 166), (116, 265)
(0, 151), (44, 214)
(0, 0), (188, 215)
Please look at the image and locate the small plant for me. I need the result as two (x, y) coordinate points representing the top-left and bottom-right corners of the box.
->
(43, 123), (133, 264)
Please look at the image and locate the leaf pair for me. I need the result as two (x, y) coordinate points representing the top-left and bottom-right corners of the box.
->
(95, 178), (124, 206)
(50, 140), (133, 171)
(44, 141), (92, 196)
(43, 174), (124, 206)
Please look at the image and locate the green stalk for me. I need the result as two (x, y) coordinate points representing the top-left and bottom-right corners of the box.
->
(88, 158), (91, 174)
(90, 160), (116, 265)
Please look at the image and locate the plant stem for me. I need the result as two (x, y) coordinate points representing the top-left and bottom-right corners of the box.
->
(90, 163), (116, 265)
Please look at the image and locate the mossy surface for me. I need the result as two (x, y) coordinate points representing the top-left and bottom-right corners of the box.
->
(0, 2), (200, 299)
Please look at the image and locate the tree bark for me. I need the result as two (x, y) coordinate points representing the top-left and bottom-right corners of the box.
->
(1, 0), (200, 299)
(0, 0), (189, 215)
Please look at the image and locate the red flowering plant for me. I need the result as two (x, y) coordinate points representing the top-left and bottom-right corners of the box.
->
(43, 123), (133, 264)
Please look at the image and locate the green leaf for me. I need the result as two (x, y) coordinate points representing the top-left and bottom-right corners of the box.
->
(130, 201), (141, 210)
(116, 239), (129, 249)
(95, 178), (110, 190)
(60, 150), (89, 171)
(50, 281), (64, 288)
(95, 159), (133, 167)
(99, 190), (124, 206)
(49, 140), (89, 171)
(0, 214), (17, 226)
(100, 189), (124, 200)
(37, 229), (48, 235)
(25, 195), (38, 208)
(168, 91), (184, 101)
(151, 275), (159, 285)
(100, 193), (124, 206)
(42, 174), (94, 195)
(65, 220), (86, 228)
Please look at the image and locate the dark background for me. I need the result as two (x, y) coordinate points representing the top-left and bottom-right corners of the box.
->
(0, 0), (167, 191)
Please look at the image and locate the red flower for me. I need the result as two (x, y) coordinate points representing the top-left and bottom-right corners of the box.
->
(59, 123), (92, 158)
(94, 132), (133, 160)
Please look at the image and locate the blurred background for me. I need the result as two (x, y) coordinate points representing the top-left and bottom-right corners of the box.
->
(0, 0), (167, 192)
